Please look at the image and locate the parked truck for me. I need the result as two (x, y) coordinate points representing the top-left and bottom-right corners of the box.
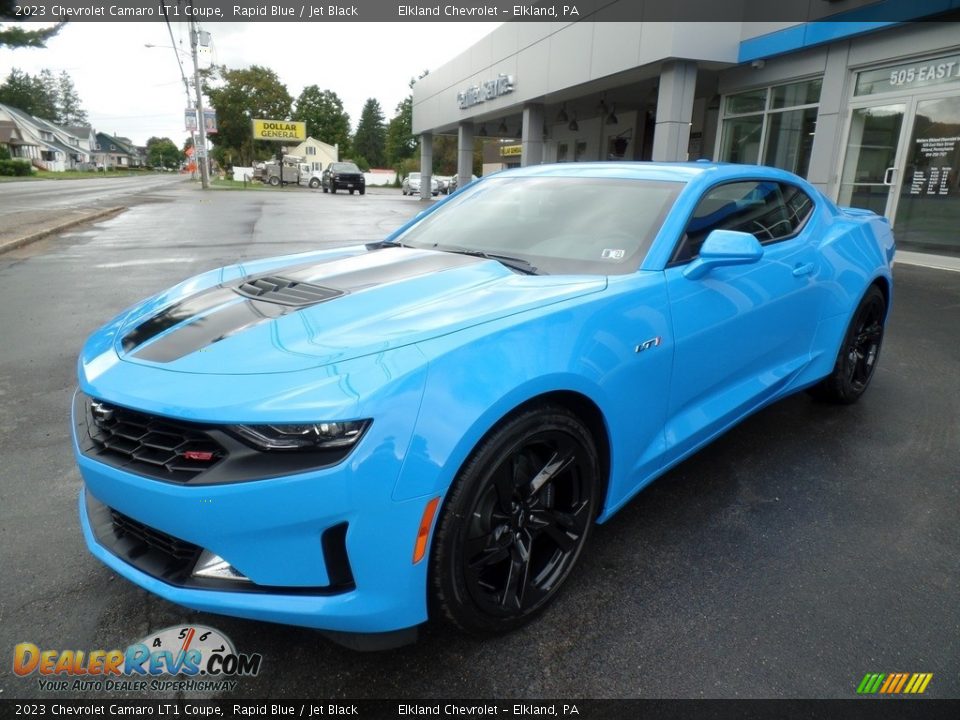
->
(258, 155), (311, 186)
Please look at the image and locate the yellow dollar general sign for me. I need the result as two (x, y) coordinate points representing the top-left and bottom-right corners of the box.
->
(252, 119), (306, 141)
(857, 672), (933, 694)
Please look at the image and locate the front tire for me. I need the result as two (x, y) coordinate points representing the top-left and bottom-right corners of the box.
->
(809, 284), (886, 404)
(430, 405), (600, 635)
(309, 178), (320, 188)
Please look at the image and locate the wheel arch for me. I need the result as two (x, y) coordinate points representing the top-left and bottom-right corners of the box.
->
(437, 389), (613, 520)
(870, 274), (891, 318)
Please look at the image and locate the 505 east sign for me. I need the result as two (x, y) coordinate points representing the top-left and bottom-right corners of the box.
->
(457, 74), (515, 109)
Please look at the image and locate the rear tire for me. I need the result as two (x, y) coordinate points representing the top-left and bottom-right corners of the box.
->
(809, 284), (886, 404)
(268, 177), (280, 187)
(430, 405), (600, 635)
(331, 185), (337, 194)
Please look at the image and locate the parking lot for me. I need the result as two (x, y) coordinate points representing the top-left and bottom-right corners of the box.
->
(0, 181), (957, 700)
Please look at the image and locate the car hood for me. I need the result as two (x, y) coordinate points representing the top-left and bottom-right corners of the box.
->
(106, 245), (606, 375)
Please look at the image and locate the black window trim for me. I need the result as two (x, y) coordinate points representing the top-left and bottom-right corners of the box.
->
(666, 178), (817, 268)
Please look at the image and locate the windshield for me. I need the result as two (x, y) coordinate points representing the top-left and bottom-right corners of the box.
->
(331, 163), (360, 173)
(394, 176), (683, 275)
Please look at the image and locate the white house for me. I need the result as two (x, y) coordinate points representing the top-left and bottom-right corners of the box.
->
(288, 136), (338, 172)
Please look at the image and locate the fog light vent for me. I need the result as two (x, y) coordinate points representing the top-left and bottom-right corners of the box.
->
(192, 549), (251, 583)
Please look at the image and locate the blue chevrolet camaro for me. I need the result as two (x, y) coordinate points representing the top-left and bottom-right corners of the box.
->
(74, 162), (894, 648)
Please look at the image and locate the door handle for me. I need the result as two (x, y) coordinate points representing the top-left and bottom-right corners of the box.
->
(883, 167), (897, 186)
(792, 262), (815, 277)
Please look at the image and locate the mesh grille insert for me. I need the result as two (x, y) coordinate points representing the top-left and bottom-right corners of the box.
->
(86, 399), (224, 483)
(234, 276), (343, 306)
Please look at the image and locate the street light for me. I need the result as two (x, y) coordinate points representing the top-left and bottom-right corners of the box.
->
(188, 16), (211, 189)
(144, 34), (213, 187)
(144, 42), (197, 180)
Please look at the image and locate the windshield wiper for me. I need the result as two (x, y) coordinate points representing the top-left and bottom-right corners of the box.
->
(439, 246), (540, 275)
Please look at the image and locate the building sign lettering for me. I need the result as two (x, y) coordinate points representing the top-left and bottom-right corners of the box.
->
(908, 136), (958, 196)
(855, 53), (960, 96)
(252, 119), (307, 141)
(457, 74), (515, 110)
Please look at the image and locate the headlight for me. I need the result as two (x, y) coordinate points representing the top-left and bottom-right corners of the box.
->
(228, 420), (371, 451)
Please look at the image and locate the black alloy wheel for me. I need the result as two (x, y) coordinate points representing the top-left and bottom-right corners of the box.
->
(431, 405), (600, 634)
(810, 284), (887, 404)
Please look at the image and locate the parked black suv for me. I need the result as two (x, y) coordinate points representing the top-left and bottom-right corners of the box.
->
(322, 162), (366, 195)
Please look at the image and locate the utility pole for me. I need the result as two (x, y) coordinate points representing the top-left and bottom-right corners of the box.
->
(189, 9), (210, 189)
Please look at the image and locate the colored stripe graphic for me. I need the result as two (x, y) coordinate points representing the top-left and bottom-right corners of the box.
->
(857, 673), (886, 694)
(857, 672), (932, 694)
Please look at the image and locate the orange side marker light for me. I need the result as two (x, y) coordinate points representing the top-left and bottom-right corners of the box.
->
(413, 497), (440, 564)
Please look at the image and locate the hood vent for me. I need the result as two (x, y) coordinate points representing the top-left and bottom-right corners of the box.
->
(234, 276), (343, 307)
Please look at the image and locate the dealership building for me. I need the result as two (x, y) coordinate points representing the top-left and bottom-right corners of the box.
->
(412, 4), (960, 256)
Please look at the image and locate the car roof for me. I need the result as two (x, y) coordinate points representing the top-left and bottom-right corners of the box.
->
(491, 161), (800, 185)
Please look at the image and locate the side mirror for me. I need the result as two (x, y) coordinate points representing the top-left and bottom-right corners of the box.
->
(682, 230), (764, 280)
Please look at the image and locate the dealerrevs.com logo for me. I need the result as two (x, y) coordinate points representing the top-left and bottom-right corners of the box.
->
(13, 625), (262, 693)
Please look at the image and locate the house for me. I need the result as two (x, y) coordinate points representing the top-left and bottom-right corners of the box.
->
(0, 102), (63, 169)
(32, 116), (91, 169)
(0, 116), (37, 161)
(64, 125), (98, 167)
(0, 102), (93, 170)
(93, 132), (137, 170)
(288, 136), (338, 173)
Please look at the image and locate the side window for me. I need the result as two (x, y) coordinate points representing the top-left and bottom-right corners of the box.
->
(671, 181), (814, 264)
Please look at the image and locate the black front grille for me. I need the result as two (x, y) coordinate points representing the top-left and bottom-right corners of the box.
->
(84, 398), (225, 483)
(85, 494), (355, 595)
(234, 275), (342, 306)
(109, 507), (201, 581)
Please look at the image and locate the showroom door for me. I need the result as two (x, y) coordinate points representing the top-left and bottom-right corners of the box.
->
(891, 93), (960, 253)
(839, 91), (960, 254)
(838, 102), (909, 217)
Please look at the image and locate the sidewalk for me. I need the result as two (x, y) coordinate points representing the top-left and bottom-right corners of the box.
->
(0, 206), (125, 255)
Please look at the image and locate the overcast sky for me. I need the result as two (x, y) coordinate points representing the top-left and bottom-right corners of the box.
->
(0, 21), (500, 146)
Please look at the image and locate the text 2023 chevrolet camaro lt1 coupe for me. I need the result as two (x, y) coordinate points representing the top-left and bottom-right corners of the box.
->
(74, 162), (894, 648)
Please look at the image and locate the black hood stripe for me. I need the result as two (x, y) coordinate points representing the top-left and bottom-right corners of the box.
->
(120, 286), (238, 354)
(124, 248), (480, 364)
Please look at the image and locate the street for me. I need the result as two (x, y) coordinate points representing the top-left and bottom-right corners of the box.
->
(0, 180), (957, 700)
(0, 174), (188, 251)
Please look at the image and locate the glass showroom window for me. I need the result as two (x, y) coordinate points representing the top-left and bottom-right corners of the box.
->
(719, 79), (822, 176)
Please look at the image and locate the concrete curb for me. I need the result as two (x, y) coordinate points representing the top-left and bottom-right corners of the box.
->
(0, 206), (126, 255)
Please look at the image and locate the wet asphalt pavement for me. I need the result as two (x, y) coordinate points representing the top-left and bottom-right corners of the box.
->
(0, 181), (957, 700)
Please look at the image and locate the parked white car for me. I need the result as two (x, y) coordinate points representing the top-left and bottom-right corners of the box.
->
(402, 172), (440, 196)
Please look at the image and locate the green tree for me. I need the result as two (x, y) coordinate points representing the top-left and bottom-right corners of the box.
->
(204, 65), (293, 166)
(352, 98), (386, 168)
(385, 72), (429, 172)
(146, 137), (179, 169)
(0, 68), (86, 123)
(0, 1), (65, 49)
(56, 71), (87, 125)
(385, 95), (414, 169)
(0, 68), (56, 118)
(293, 86), (351, 156)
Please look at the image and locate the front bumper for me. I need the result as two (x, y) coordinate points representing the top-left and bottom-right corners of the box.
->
(73, 393), (435, 635)
(333, 176), (364, 190)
